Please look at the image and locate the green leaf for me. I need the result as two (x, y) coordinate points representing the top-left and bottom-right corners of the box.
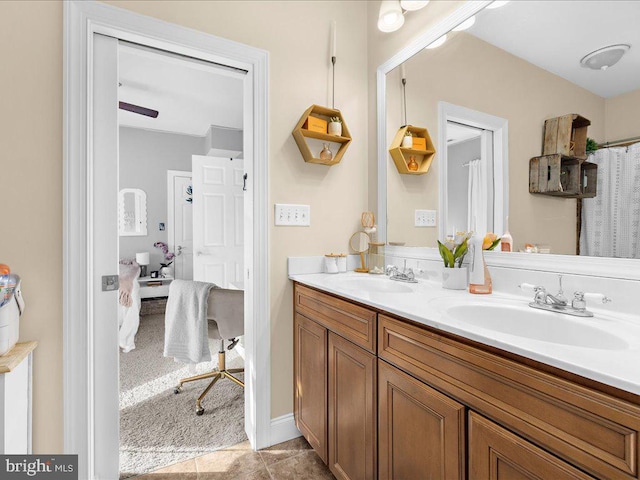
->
(437, 240), (455, 268)
(486, 238), (501, 251)
(453, 238), (468, 266)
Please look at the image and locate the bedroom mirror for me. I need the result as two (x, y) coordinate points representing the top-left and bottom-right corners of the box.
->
(118, 188), (148, 236)
(379, 0), (640, 259)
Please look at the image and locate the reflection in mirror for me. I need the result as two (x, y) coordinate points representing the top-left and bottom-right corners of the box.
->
(119, 188), (148, 236)
(350, 231), (371, 273)
(382, 1), (640, 258)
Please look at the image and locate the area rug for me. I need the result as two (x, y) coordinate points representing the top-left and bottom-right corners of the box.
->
(119, 313), (246, 479)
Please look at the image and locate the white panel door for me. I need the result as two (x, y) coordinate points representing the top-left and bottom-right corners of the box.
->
(171, 174), (194, 280)
(192, 155), (244, 287)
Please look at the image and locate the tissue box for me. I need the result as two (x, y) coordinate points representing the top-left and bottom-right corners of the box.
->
(303, 116), (327, 134)
(412, 137), (427, 150)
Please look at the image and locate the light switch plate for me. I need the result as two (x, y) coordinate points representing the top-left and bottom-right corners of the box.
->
(415, 209), (437, 227)
(275, 204), (311, 226)
(102, 275), (119, 292)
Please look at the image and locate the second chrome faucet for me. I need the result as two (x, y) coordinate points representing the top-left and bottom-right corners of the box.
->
(520, 275), (611, 318)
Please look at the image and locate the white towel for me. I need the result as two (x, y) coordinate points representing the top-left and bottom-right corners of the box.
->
(164, 279), (216, 363)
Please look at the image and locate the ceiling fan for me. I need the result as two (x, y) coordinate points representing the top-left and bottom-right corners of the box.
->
(118, 101), (159, 118)
(118, 82), (159, 118)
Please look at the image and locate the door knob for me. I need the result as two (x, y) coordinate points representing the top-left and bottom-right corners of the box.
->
(176, 245), (183, 256)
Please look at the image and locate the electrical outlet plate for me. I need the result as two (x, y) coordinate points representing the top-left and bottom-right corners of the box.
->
(415, 209), (437, 227)
(275, 204), (311, 226)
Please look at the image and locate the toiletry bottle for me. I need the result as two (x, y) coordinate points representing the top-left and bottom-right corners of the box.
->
(320, 143), (333, 162)
(501, 216), (513, 252)
(407, 155), (419, 172)
(469, 234), (492, 294)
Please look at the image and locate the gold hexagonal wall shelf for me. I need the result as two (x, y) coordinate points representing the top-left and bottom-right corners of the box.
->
(292, 104), (352, 166)
(389, 125), (436, 175)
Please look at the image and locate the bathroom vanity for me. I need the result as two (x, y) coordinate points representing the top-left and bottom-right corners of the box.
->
(292, 277), (640, 480)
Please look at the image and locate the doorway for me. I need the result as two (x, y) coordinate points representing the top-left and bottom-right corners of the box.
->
(117, 40), (248, 477)
(438, 101), (509, 241)
(64, 3), (270, 479)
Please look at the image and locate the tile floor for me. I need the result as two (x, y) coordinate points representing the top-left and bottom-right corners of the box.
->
(133, 436), (335, 479)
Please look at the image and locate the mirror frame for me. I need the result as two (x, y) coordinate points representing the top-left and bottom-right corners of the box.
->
(376, 0), (640, 280)
(118, 188), (148, 236)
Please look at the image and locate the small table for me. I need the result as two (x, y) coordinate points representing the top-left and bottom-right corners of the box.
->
(0, 341), (37, 454)
(138, 276), (174, 299)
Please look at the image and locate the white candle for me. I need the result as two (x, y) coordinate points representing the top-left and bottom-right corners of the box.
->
(331, 20), (337, 58)
(400, 63), (406, 80)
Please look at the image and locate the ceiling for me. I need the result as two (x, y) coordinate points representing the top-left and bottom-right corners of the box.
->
(447, 122), (482, 146)
(118, 43), (244, 136)
(468, 1), (640, 99)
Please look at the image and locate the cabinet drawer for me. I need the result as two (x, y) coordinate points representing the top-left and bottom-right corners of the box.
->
(469, 412), (594, 480)
(379, 314), (640, 480)
(295, 284), (376, 353)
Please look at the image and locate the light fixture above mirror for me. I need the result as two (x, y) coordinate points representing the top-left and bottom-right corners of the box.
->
(378, 0), (430, 33)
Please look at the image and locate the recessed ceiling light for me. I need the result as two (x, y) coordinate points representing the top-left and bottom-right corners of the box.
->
(486, 1), (509, 9)
(580, 44), (631, 71)
(425, 34), (447, 49)
(378, 0), (405, 33)
(453, 15), (476, 31)
(400, 0), (429, 11)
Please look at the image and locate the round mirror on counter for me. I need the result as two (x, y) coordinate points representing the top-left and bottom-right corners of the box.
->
(349, 231), (371, 273)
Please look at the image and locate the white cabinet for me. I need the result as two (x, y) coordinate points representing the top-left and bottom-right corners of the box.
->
(138, 276), (173, 299)
(0, 341), (36, 454)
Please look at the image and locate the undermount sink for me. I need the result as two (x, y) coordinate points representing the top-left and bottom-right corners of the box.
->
(330, 276), (413, 294)
(429, 298), (629, 350)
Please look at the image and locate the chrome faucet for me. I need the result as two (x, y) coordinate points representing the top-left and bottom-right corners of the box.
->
(386, 260), (417, 283)
(520, 275), (611, 318)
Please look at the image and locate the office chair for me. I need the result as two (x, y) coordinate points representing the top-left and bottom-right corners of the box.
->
(173, 288), (244, 415)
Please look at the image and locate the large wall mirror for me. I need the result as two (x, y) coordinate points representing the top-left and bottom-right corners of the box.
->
(377, 1), (640, 266)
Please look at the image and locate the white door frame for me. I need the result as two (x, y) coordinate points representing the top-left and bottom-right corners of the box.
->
(437, 102), (509, 241)
(63, 2), (270, 478)
(167, 169), (192, 280)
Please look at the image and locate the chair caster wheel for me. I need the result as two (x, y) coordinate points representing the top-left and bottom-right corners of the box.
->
(174, 386), (182, 394)
(196, 407), (204, 416)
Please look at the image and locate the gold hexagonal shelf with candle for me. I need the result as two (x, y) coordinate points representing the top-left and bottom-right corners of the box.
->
(389, 125), (436, 175)
(292, 104), (352, 166)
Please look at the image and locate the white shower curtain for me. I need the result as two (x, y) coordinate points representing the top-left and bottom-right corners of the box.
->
(467, 159), (487, 235)
(580, 142), (640, 258)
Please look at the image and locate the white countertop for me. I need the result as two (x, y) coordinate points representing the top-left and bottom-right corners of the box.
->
(290, 272), (640, 396)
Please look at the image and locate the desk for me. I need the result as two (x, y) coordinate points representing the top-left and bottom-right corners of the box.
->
(0, 341), (36, 454)
(138, 276), (173, 299)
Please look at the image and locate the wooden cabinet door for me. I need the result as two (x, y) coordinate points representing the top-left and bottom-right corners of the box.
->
(469, 412), (594, 480)
(378, 360), (466, 480)
(294, 313), (328, 463)
(328, 332), (377, 480)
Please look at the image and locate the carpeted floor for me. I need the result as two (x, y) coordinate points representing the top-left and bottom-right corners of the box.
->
(119, 313), (246, 479)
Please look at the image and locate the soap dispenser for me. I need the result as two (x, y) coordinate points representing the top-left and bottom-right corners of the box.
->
(469, 233), (492, 294)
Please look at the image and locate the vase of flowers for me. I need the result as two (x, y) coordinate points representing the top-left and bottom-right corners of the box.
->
(402, 130), (413, 148)
(328, 116), (342, 136)
(437, 233), (470, 290)
(154, 241), (175, 278)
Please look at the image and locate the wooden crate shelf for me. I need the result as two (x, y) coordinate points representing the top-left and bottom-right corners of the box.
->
(543, 114), (591, 160)
(389, 125), (436, 175)
(529, 154), (597, 198)
(292, 104), (352, 165)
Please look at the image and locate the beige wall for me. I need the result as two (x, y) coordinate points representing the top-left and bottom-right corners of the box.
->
(605, 88), (640, 142)
(0, 0), (373, 453)
(384, 32), (606, 254)
(0, 1), (64, 453)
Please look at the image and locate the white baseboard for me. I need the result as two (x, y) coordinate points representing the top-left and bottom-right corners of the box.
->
(269, 413), (301, 447)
